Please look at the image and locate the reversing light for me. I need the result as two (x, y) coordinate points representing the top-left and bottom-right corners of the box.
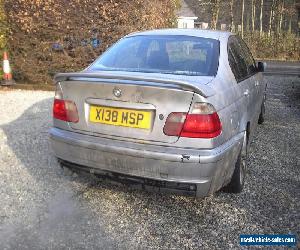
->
(163, 112), (187, 136)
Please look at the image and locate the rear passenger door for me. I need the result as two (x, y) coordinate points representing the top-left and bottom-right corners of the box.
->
(228, 36), (256, 136)
(237, 37), (262, 118)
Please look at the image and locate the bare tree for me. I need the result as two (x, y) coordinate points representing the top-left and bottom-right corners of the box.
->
(259, 0), (264, 35)
(241, 0), (245, 37)
(251, 0), (256, 31)
(278, 0), (285, 33)
(230, 0), (235, 31)
(269, 0), (284, 36)
(210, 0), (221, 29)
(285, 0), (296, 33)
(268, 0), (276, 36)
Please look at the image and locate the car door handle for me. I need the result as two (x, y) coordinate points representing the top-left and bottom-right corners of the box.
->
(244, 89), (249, 96)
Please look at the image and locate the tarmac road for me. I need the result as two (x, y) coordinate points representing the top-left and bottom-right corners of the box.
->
(264, 60), (300, 76)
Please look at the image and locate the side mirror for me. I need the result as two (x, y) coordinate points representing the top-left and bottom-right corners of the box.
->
(257, 61), (267, 72)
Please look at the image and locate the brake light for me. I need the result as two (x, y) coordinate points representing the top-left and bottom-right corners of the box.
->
(53, 99), (79, 123)
(181, 112), (221, 138)
(163, 103), (222, 138)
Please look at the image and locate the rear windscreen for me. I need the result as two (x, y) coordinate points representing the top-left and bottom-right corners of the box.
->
(89, 35), (220, 76)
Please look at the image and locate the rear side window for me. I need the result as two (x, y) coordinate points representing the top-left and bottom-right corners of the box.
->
(228, 47), (241, 81)
(228, 36), (248, 82)
(236, 36), (257, 75)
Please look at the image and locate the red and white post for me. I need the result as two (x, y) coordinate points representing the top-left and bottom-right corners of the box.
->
(1, 51), (15, 85)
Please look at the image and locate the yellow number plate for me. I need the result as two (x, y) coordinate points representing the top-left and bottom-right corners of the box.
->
(89, 105), (151, 130)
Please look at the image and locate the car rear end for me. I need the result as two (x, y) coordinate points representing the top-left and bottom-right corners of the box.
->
(50, 30), (243, 197)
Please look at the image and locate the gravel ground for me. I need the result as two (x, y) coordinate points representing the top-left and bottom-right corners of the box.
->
(0, 76), (299, 249)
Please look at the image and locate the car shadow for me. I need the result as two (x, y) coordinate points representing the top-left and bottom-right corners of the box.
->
(0, 97), (115, 249)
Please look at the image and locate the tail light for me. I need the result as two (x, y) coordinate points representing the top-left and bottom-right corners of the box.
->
(163, 103), (222, 138)
(53, 83), (79, 123)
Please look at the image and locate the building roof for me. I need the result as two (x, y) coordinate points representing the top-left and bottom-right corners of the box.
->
(177, 0), (197, 18)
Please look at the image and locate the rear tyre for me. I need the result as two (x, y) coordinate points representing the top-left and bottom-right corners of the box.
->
(224, 136), (248, 193)
(258, 99), (265, 124)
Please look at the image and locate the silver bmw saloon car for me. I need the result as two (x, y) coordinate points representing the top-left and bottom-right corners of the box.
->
(50, 29), (266, 197)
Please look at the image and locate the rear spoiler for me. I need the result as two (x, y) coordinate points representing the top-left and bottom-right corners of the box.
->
(54, 72), (216, 98)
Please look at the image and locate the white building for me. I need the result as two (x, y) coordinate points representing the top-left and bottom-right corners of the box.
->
(177, 0), (198, 29)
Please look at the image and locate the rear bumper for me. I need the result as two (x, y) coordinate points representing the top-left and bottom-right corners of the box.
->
(49, 127), (243, 197)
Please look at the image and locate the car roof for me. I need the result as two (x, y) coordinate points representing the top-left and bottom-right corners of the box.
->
(126, 28), (233, 41)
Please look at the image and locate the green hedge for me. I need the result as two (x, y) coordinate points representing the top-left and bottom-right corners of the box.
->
(5, 0), (178, 84)
(243, 31), (300, 61)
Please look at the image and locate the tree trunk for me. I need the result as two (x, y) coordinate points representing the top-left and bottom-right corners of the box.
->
(211, 0), (220, 30)
(268, 0), (275, 36)
(278, 0), (284, 33)
(230, 0), (234, 32)
(268, 0), (274, 36)
(252, 0), (256, 32)
(241, 0), (245, 37)
(246, 12), (250, 32)
(260, 0), (264, 35)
